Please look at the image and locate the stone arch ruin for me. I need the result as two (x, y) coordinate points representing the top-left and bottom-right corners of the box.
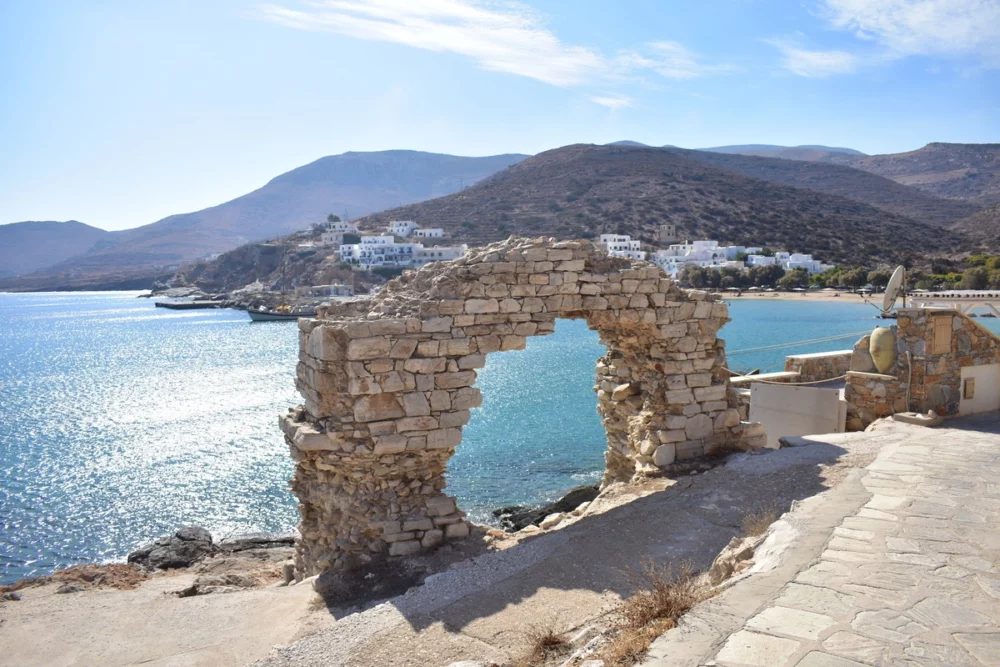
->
(281, 237), (765, 576)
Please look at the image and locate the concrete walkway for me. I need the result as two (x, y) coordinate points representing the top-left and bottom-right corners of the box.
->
(645, 412), (1000, 667)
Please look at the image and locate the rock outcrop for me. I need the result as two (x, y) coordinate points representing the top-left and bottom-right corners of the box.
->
(127, 526), (216, 570)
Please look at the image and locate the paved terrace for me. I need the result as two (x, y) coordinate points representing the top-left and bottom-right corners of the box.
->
(645, 412), (1000, 667)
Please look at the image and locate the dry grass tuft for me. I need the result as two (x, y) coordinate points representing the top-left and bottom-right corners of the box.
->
(600, 560), (712, 667)
(511, 626), (570, 667)
(741, 505), (781, 537)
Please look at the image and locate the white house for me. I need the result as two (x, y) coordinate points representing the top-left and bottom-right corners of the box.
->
(388, 220), (420, 237)
(599, 234), (647, 260)
(339, 235), (467, 269)
(320, 220), (359, 246)
(412, 228), (445, 239)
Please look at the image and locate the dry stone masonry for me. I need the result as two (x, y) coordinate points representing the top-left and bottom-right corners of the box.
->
(281, 237), (765, 576)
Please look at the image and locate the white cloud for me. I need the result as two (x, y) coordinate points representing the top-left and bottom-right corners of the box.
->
(820, 0), (1000, 66)
(259, 1), (733, 87)
(765, 39), (860, 77)
(589, 95), (633, 110)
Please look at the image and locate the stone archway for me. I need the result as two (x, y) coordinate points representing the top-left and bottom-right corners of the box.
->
(281, 237), (763, 576)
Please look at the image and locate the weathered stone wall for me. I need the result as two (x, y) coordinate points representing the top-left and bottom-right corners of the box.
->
(844, 309), (1000, 430)
(282, 237), (765, 576)
(784, 350), (853, 383)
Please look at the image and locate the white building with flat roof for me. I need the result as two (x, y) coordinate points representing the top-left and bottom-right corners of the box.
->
(339, 235), (467, 270)
(320, 220), (359, 246)
(388, 220), (420, 237)
(412, 228), (445, 239)
(599, 234), (647, 260)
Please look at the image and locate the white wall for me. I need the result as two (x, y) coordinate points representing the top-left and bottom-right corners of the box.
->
(959, 364), (1000, 415)
(749, 384), (846, 448)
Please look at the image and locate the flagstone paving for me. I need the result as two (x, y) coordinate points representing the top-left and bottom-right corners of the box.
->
(693, 413), (1000, 666)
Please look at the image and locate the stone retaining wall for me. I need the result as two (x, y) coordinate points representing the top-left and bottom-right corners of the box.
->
(844, 309), (1000, 430)
(283, 237), (767, 577)
(784, 350), (853, 383)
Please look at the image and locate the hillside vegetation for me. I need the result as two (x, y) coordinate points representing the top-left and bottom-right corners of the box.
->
(358, 144), (982, 265)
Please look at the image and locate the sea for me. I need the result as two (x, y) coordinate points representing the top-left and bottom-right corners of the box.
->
(2, 291), (997, 584)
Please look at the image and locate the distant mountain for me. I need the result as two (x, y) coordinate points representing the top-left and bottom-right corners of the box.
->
(675, 149), (979, 228)
(848, 143), (1000, 206)
(356, 144), (981, 265)
(0, 221), (111, 278)
(699, 144), (866, 162)
(608, 140), (652, 147)
(14, 150), (529, 280)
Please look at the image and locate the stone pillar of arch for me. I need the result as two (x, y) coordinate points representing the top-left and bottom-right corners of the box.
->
(281, 237), (765, 576)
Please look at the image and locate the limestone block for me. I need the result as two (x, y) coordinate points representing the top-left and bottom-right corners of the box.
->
(397, 416), (439, 432)
(529, 274), (549, 285)
(406, 435), (427, 450)
(498, 298), (521, 313)
(440, 338), (474, 356)
(368, 319), (407, 335)
(415, 340), (439, 357)
(389, 540), (422, 556)
(402, 392), (431, 416)
(373, 435), (407, 455)
(383, 531), (416, 543)
(429, 390), (451, 411)
(404, 357), (446, 374)
(354, 394), (405, 422)
(458, 354), (486, 369)
(476, 335), (502, 353)
(666, 388), (694, 405)
(639, 439), (658, 456)
(501, 335), (526, 351)
(439, 410), (471, 427)
(445, 522), (470, 538)
(653, 443), (676, 466)
(452, 387), (483, 410)
(291, 423), (337, 451)
(547, 249), (573, 261)
(436, 371), (477, 389)
(422, 317), (453, 333)
(715, 408), (741, 429)
(378, 372), (405, 392)
(347, 337), (392, 361)
(513, 322), (538, 336)
(657, 429), (686, 443)
(664, 415), (687, 430)
(687, 373), (712, 388)
(685, 413), (713, 440)
(427, 428), (462, 449)
(368, 358), (394, 373)
(421, 529), (444, 548)
(438, 300), (465, 315)
(611, 383), (640, 401)
(389, 339), (418, 359)
(694, 385), (726, 401)
(348, 376), (380, 395)
(694, 302), (713, 319)
(466, 298), (499, 314)
(426, 496), (457, 516)
(403, 518), (434, 531)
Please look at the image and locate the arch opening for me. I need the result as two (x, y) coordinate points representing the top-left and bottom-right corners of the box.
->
(281, 237), (765, 576)
(447, 318), (607, 523)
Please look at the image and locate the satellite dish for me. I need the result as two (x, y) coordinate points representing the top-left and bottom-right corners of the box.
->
(882, 265), (906, 312)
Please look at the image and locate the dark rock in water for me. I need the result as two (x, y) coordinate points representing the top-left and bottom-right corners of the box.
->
(127, 526), (216, 570)
(493, 485), (600, 532)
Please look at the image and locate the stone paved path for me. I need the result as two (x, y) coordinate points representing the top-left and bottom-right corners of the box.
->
(702, 413), (1000, 667)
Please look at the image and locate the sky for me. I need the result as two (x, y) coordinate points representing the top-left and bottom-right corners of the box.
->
(1, 0), (998, 231)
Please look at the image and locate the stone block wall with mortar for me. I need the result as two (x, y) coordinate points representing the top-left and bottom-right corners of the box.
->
(844, 309), (1000, 430)
(282, 237), (768, 577)
(784, 350), (853, 383)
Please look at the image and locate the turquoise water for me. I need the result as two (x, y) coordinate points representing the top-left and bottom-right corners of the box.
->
(2, 292), (997, 583)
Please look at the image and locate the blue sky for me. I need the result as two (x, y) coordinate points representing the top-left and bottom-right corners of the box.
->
(1, 0), (997, 231)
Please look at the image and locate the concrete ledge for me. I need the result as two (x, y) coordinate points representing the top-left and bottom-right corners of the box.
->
(784, 350), (852, 360)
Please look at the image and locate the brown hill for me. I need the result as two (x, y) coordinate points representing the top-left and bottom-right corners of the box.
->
(951, 203), (1000, 245)
(847, 143), (1000, 206)
(681, 149), (979, 227)
(0, 221), (111, 278)
(12, 150), (528, 280)
(357, 144), (983, 265)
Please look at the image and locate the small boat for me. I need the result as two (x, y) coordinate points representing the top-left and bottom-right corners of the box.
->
(247, 306), (316, 322)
